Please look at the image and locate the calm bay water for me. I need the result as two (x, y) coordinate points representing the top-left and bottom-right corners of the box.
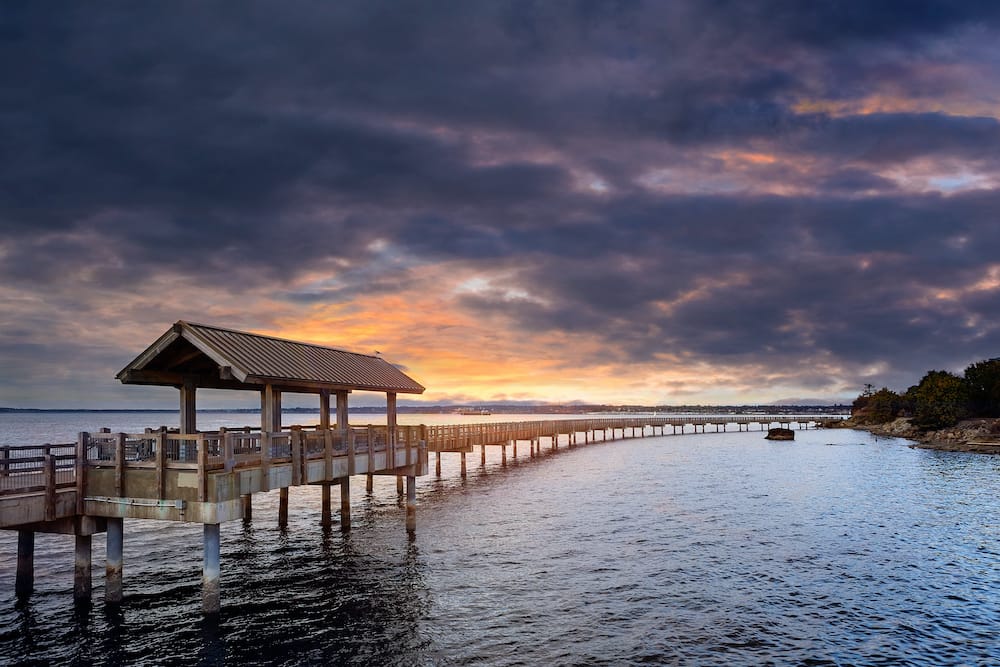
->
(1, 412), (998, 665)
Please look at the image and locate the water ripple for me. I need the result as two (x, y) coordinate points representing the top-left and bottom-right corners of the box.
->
(1, 429), (998, 665)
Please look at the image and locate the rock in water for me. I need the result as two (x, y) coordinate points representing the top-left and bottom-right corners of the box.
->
(765, 427), (795, 441)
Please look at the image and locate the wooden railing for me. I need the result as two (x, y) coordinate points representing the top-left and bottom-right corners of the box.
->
(0, 444), (77, 498)
(422, 415), (827, 450)
(0, 417), (830, 499)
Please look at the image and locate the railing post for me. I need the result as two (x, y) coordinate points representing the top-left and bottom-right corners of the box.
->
(323, 427), (334, 480)
(197, 435), (207, 502)
(347, 429), (356, 475)
(368, 425), (376, 470)
(44, 448), (56, 522)
(405, 427), (413, 470)
(290, 428), (302, 486)
(76, 432), (88, 514)
(115, 433), (126, 497)
(260, 431), (271, 492)
(223, 432), (235, 473)
(155, 432), (166, 499)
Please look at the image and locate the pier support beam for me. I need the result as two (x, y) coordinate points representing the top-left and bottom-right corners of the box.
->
(460, 452), (467, 477)
(501, 444), (507, 466)
(321, 483), (332, 528)
(396, 475), (404, 496)
(340, 477), (351, 531)
(366, 473), (374, 494)
(435, 452), (441, 476)
(405, 475), (416, 533)
(106, 518), (124, 604)
(180, 379), (197, 434)
(74, 534), (92, 601)
(16, 530), (34, 599)
(481, 445), (486, 467)
(242, 494), (252, 522)
(202, 523), (221, 615)
(513, 441), (518, 458)
(278, 487), (289, 528)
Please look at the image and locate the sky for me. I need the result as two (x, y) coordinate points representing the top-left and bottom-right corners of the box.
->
(3, 1), (1000, 409)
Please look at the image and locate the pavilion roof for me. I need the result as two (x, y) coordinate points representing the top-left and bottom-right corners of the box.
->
(116, 321), (425, 394)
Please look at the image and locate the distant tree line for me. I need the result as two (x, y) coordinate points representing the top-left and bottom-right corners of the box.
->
(852, 358), (1000, 429)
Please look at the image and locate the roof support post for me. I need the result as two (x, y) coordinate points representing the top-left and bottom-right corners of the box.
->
(180, 379), (197, 434)
(387, 392), (397, 466)
(319, 390), (331, 430)
(261, 384), (282, 433)
(335, 391), (349, 431)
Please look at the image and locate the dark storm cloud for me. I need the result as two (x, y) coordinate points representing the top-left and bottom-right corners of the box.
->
(455, 189), (1000, 381)
(793, 113), (1000, 164)
(3, 0), (1000, 405)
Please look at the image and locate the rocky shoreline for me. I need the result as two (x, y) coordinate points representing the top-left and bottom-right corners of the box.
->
(826, 417), (1000, 454)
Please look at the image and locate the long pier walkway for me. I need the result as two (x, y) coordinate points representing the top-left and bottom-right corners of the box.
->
(0, 414), (830, 613)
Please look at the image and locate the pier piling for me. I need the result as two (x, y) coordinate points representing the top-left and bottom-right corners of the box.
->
(106, 518), (124, 603)
(278, 487), (289, 528)
(405, 476), (416, 533)
(340, 477), (351, 531)
(202, 523), (221, 615)
(16, 530), (34, 599)
(74, 534), (92, 601)
(321, 483), (332, 528)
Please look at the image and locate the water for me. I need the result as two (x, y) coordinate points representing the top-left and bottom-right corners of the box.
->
(1, 414), (998, 665)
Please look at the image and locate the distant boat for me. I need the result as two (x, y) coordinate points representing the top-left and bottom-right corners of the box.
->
(458, 408), (491, 416)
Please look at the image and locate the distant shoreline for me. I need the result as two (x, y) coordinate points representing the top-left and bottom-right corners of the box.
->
(833, 416), (1000, 454)
(0, 404), (851, 415)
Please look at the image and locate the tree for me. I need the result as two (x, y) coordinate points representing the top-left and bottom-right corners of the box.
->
(852, 387), (903, 423)
(866, 388), (903, 423)
(963, 358), (1000, 417)
(910, 370), (969, 429)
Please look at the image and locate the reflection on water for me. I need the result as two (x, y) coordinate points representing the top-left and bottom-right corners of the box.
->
(1, 422), (998, 665)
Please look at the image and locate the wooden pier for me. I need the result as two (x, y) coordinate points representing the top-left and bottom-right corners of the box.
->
(1, 414), (823, 612)
(424, 415), (824, 473)
(0, 319), (832, 614)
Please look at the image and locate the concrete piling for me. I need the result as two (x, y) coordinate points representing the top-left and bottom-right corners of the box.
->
(405, 476), (416, 533)
(74, 534), (92, 601)
(321, 483), (332, 528)
(202, 523), (221, 615)
(278, 487), (289, 528)
(106, 517), (124, 603)
(15, 530), (33, 599)
(340, 477), (351, 531)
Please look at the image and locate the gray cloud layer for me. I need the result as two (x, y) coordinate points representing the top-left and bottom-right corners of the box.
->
(3, 1), (1000, 405)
